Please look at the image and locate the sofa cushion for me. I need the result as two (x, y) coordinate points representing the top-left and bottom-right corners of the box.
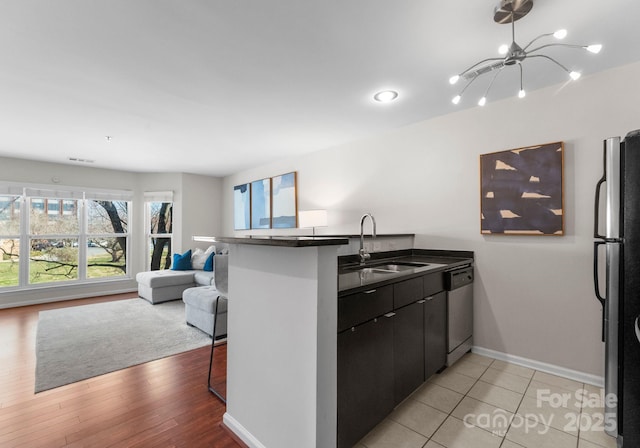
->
(212, 254), (228, 294)
(172, 250), (192, 270)
(192, 245), (216, 270)
(203, 252), (215, 271)
(183, 286), (227, 314)
(194, 270), (215, 286)
(136, 269), (196, 288)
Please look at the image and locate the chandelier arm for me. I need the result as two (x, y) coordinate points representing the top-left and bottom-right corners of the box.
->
(482, 66), (505, 98)
(457, 57), (506, 79)
(479, 65), (504, 106)
(528, 54), (571, 74)
(519, 63), (524, 92)
(522, 32), (554, 51)
(527, 43), (587, 54)
(458, 73), (482, 96)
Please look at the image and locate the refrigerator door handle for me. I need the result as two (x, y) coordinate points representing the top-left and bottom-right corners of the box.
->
(593, 241), (607, 307)
(636, 316), (640, 343)
(594, 139), (607, 239)
(594, 171), (607, 239)
(593, 241), (607, 342)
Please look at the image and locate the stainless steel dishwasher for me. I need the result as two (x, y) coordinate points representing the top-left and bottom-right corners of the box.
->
(445, 266), (474, 366)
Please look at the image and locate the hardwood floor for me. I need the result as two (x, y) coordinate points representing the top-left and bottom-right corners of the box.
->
(0, 293), (239, 448)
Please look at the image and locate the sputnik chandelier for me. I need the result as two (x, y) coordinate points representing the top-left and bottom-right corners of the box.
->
(449, 0), (602, 106)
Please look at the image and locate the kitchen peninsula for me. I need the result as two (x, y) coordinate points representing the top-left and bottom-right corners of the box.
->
(216, 236), (348, 448)
(215, 235), (473, 448)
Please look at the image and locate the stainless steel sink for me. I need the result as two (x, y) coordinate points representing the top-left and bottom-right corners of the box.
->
(343, 260), (438, 273)
(357, 267), (398, 274)
(369, 264), (418, 272)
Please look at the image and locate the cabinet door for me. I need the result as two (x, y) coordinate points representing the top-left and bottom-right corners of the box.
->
(424, 271), (444, 297)
(393, 277), (423, 309)
(393, 301), (425, 405)
(424, 291), (447, 379)
(337, 316), (394, 448)
(338, 285), (393, 332)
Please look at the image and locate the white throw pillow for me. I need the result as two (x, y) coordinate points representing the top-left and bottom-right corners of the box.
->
(191, 245), (216, 270)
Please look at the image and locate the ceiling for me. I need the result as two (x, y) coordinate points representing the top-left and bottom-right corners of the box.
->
(1, 0), (639, 177)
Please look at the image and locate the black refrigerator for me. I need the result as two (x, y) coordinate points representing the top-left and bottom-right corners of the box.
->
(594, 130), (640, 447)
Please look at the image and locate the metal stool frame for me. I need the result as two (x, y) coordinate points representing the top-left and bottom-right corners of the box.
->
(207, 294), (227, 403)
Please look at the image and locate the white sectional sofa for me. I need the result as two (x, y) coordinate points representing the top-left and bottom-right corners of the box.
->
(135, 245), (227, 304)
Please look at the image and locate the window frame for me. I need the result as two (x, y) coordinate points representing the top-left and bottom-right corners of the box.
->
(144, 192), (174, 271)
(0, 183), (133, 291)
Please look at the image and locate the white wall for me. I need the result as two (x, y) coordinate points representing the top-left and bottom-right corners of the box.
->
(0, 159), (223, 308)
(180, 173), (223, 251)
(221, 61), (640, 377)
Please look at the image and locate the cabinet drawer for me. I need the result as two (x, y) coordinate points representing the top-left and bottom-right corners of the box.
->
(393, 277), (423, 309)
(338, 285), (393, 332)
(423, 272), (444, 297)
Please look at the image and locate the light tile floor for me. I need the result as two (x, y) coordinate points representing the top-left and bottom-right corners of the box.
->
(355, 353), (618, 448)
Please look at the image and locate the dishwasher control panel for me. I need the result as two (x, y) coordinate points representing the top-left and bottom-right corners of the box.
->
(445, 266), (474, 290)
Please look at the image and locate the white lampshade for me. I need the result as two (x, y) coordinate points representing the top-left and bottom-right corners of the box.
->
(298, 210), (328, 231)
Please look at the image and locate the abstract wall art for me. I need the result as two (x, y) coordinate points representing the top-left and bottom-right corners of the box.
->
(271, 172), (297, 229)
(251, 178), (271, 229)
(233, 183), (251, 230)
(480, 142), (564, 235)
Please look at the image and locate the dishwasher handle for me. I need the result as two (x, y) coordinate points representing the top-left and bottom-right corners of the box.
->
(445, 267), (474, 290)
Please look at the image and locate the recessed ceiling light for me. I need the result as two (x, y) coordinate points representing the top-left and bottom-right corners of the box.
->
(373, 90), (399, 102)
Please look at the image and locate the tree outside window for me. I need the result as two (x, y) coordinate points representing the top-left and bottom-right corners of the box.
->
(147, 201), (173, 271)
(0, 188), (132, 290)
(86, 200), (129, 279)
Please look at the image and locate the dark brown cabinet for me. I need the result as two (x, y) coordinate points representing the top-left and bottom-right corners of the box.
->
(424, 291), (447, 379)
(337, 316), (394, 448)
(393, 300), (425, 405)
(337, 270), (447, 448)
(338, 285), (393, 333)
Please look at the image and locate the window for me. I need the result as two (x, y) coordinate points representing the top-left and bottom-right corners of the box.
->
(0, 194), (21, 287)
(29, 196), (80, 284)
(145, 192), (173, 271)
(86, 199), (128, 279)
(0, 184), (132, 290)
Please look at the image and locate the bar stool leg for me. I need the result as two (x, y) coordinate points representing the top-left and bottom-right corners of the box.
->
(208, 295), (226, 403)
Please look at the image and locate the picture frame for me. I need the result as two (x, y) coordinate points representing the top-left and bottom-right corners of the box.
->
(251, 178), (271, 229)
(480, 142), (564, 235)
(271, 172), (297, 229)
(233, 183), (251, 230)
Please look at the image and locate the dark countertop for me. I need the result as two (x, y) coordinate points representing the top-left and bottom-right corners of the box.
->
(215, 235), (349, 247)
(214, 234), (413, 247)
(338, 249), (474, 295)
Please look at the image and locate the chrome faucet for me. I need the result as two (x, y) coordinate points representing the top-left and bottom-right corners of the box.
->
(359, 213), (377, 263)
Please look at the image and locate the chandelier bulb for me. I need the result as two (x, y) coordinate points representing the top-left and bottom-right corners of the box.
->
(498, 44), (509, 55)
(586, 44), (602, 54)
(569, 71), (581, 81)
(449, 75), (460, 85)
(554, 29), (568, 39)
(518, 89), (526, 99)
(452, 95), (461, 105)
(478, 97), (487, 107)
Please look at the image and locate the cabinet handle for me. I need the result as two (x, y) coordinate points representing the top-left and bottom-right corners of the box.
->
(383, 312), (396, 318)
(425, 296), (435, 301)
(363, 289), (377, 294)
(417, 299), (426, 304)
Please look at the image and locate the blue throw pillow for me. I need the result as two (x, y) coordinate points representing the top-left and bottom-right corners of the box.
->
(172, 250), (192, 271)
(203, 252), (215, 272)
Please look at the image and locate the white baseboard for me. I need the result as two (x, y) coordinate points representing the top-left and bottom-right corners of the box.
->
(0, 287), (137, 309)
(472, 346), (604, 387)
(223, 413), (267, 448)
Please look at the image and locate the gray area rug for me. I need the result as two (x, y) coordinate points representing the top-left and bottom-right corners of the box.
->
(35, 298), (211, 393)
